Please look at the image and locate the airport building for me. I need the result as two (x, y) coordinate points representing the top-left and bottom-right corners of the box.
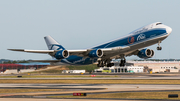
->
(0, 63), (50, 73)
(62, 70), (86, 73)
(126, 61), (180, 73)
(94, 61), (180, 73)
(94, 66), (144, 73)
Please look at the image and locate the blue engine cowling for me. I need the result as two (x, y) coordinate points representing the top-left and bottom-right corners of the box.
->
(89, 49), (103, 58)
(54, 50), (69, 59)
(137, 49), (154, 59)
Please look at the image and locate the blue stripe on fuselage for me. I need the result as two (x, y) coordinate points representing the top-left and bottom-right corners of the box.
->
(92, 28), (167, 49)
(61, 28), (167, 65)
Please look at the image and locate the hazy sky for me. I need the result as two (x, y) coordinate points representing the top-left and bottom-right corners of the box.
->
(0, 0), (179, 60)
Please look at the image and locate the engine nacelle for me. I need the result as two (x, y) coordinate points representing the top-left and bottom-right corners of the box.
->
(89, 49), (103, 58)
(137, 49), (154, 59)
(54, 50), (69, 59)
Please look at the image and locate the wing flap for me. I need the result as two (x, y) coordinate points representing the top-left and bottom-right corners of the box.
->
(67, 46), (130, 57)
(68, 49), (88, 56)
(101, 46), (130, 51)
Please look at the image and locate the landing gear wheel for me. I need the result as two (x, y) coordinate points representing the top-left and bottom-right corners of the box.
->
(123, 59), (126, 64)
(157, 46), (162, 50)
(107, 63), (114, 67)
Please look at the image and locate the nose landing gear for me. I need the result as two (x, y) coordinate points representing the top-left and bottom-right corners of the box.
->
(157, 41), (162, 50)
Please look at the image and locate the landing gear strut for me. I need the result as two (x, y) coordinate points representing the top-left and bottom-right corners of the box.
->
(157, 41), (162, 50)
(97, 61), (105, 67)
(119, 59), (126, 67)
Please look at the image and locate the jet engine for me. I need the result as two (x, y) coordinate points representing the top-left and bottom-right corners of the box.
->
(137, 49), (154, 59)
(89, 49), (103, 58)
(54, 50), (69, 59)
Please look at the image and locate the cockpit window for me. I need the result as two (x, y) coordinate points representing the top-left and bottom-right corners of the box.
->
(156, 23), (162, 25)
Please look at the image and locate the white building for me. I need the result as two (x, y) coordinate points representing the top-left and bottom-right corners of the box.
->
(62, 70), (85, 73)
(94, 66), (144, 73)
(127, 61), (179, 73)
(126, 66), (144, 73)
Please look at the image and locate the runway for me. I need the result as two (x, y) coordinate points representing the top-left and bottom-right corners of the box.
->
(0, 98), (171, 101)
(0, 74), (180, 100)
(0, 76), (179, 79)
(1, 83), (180, 91)
(0, 73), (180, 79)
(0, 84), (180, 100)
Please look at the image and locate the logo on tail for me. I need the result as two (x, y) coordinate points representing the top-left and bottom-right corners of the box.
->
(50, 44), (65, 50)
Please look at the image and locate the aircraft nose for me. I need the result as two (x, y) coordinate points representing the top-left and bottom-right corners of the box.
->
(166, 26), (172, 34)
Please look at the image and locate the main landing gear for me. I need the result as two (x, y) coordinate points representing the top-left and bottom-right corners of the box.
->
(97, 61), (104, 67)
(157, 41), (162, 50)
(97, 60), (114, 67)
(119, 59), (126, 67)
(97, 58), (126, 67)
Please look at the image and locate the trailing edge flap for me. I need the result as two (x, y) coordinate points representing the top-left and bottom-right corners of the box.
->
(67, 46), (130, 56)
(101, 45), (130, 51)
(29, 60), (61, 62)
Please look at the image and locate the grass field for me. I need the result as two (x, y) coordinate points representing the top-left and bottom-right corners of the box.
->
(0, 75), (118, 78)
(0, 79), (179, 84)
(0, 89), (64, 94)
(30, 64), (99, 74)
(48, 91), (180, 99)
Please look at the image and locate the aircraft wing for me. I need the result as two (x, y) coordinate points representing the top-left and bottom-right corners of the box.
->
(8, 49), (88, 56)
(8, 49), (57, 54)
(8, 45), (130, 58)
(29, 60), (61, 62)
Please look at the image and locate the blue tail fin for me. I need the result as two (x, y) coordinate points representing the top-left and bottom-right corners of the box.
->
(44, 36), (65, 50)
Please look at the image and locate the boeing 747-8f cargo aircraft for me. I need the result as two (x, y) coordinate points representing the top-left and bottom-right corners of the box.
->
(8, 22), (172, 67)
